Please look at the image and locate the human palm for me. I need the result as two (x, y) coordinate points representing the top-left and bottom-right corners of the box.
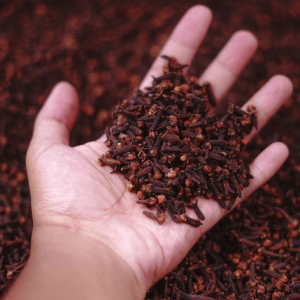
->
(26, 5), (292, 292)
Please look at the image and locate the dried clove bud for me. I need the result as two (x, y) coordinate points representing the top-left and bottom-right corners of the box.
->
(98, 56), (256, 227)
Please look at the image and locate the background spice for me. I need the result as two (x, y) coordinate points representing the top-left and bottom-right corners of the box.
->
(0, 0), (299, 298)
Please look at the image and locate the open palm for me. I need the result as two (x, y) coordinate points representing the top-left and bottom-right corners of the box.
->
(26, 5), (292, 293)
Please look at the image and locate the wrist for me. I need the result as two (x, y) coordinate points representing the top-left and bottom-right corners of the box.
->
(6, 225), (146, 300)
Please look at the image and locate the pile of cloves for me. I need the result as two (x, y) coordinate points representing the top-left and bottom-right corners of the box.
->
(98, 56), (257, 227)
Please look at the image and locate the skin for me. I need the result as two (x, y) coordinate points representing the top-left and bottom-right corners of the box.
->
(4, 5), (293, 300)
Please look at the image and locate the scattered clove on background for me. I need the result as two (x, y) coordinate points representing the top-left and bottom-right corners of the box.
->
(1, 1), (300, 298)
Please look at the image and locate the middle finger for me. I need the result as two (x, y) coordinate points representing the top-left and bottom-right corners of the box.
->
(199, 30), (258, 103)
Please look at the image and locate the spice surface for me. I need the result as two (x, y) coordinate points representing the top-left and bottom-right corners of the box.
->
(99, 56), (257, 226)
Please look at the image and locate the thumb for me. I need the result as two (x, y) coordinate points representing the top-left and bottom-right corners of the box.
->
(28, 82), (79, 157)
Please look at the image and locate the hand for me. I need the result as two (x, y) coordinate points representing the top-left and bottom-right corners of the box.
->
(24, 5), (292, 299)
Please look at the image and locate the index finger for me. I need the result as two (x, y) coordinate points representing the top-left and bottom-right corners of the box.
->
(139, 5), (212, 91)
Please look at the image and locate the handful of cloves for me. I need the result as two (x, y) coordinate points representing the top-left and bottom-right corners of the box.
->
(98, 56), (257, 227)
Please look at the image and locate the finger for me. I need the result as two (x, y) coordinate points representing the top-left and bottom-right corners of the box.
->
(198, 142), (289, 233)
(199, 31), (258, 103)
(242, 75), (293, 142)
(29, 82), (79, 153)
(139, 5), (212, 90)
(238, 142), (289, 202)
(95, 5), (212, 145)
